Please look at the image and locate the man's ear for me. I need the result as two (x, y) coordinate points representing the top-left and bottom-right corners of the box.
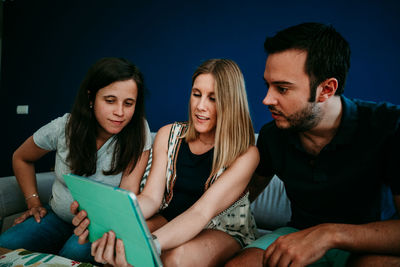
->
(317, 78), (338, 103)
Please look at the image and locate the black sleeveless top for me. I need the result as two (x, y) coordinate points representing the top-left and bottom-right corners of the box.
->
(160, 140), (213, 221)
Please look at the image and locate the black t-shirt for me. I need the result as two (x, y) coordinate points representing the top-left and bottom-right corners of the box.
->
(160, 140), (213, 221)
(256, 96), (400, 229)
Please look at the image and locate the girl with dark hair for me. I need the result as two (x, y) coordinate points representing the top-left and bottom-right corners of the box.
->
(0, 57), (152, 263)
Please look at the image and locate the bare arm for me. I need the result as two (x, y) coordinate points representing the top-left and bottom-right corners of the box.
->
(263, 195), (400, 266)
(248, 172), (274, 202)
(12, 136), (50, 223)
(153, 145), (260, 251)
(334, 195), (400, 254)
(119, 149), (150, 194)
(135, 124), (170, 219)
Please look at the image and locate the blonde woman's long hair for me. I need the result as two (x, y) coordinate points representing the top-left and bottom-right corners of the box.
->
(185, 59), (255, 178)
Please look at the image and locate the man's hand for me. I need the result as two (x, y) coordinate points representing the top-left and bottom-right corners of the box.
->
(263, 224), (335, 267)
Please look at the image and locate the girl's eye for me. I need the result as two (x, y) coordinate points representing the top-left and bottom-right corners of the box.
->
(193, 93), (201, 97)
(105, 99), (115, 103)
(125, 102), (134, 107)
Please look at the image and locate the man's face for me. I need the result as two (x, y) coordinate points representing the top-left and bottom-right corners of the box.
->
(263, 49), (322, 132)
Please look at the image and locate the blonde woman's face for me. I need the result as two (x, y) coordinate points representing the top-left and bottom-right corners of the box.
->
(190, 73), (217, 136)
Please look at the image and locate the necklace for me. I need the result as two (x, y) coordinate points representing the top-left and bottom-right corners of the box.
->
(198, 137), (214, 146)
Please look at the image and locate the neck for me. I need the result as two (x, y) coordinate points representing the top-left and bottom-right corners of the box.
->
(189, 131), (215, 155)
(299, 96), (343, 155)
(198, 133), (215, 146)
(96, 129), (113, 150)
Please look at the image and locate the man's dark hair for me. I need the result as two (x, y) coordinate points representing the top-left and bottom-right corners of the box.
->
(264, 22), (351, 100)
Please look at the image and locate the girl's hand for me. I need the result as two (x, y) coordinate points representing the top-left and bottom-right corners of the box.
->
(91, 231), (132, 267)
(13, 205), (47, 225)
(71, 200), (90, 244)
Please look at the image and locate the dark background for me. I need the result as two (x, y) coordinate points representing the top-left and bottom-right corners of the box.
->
(1, 0), (400, 176)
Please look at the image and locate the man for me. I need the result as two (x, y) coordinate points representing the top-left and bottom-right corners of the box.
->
(226, 22), (400, 266)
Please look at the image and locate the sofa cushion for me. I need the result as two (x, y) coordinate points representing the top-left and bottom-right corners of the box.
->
(0, 172), (55, 233)
(251, 175), (291, 231)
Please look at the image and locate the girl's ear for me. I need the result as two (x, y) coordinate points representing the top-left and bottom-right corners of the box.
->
(316, 78), (338, 103)
(88, 90), (93, 108)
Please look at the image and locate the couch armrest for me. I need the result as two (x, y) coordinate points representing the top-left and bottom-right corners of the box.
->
(0, 172), (55, 232)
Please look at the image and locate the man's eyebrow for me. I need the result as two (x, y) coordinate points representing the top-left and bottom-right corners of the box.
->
(263, 78), (294, 86)
(271, 81), (294, 85)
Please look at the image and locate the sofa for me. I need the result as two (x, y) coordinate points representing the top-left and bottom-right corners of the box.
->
(0, 171), (291, 235)
(1, 131), (292, 235)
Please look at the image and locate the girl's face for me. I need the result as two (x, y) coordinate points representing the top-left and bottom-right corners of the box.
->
(190, 73), (217, 138)
(93, 79), (138, 141)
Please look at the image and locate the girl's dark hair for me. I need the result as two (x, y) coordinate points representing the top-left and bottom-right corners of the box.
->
(66, 57), (147, 176)
(264, 22), (351, 100)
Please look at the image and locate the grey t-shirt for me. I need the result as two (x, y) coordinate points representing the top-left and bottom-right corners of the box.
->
(33, 113), (152, 222)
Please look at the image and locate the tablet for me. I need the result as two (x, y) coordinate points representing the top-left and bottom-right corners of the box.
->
(63, 174), (162, 267)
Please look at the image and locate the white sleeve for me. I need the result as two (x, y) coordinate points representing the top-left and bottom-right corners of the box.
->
(33, 113), (69, 151)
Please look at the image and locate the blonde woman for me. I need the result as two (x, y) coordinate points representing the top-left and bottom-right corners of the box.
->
(72, 59), (259, 266)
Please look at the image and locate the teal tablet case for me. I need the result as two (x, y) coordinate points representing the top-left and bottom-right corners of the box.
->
(63, 174), (162, 267)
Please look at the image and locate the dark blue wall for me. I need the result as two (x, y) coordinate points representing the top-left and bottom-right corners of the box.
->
(2, 0), (400, 176)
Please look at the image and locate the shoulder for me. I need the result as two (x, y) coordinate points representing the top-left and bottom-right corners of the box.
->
(33, 113), (70, 150)
(157, 123), (174, 137)
(154, 123), (178, 145)
(158, 121), (188, 139)
(352, 98), (400, 131)
(49, 113), (70, 128)
(353, 98), (400, 115)
(158, 121), (187, 133)
(152, 123), (187, 156)
(35, 113), (70, 134)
